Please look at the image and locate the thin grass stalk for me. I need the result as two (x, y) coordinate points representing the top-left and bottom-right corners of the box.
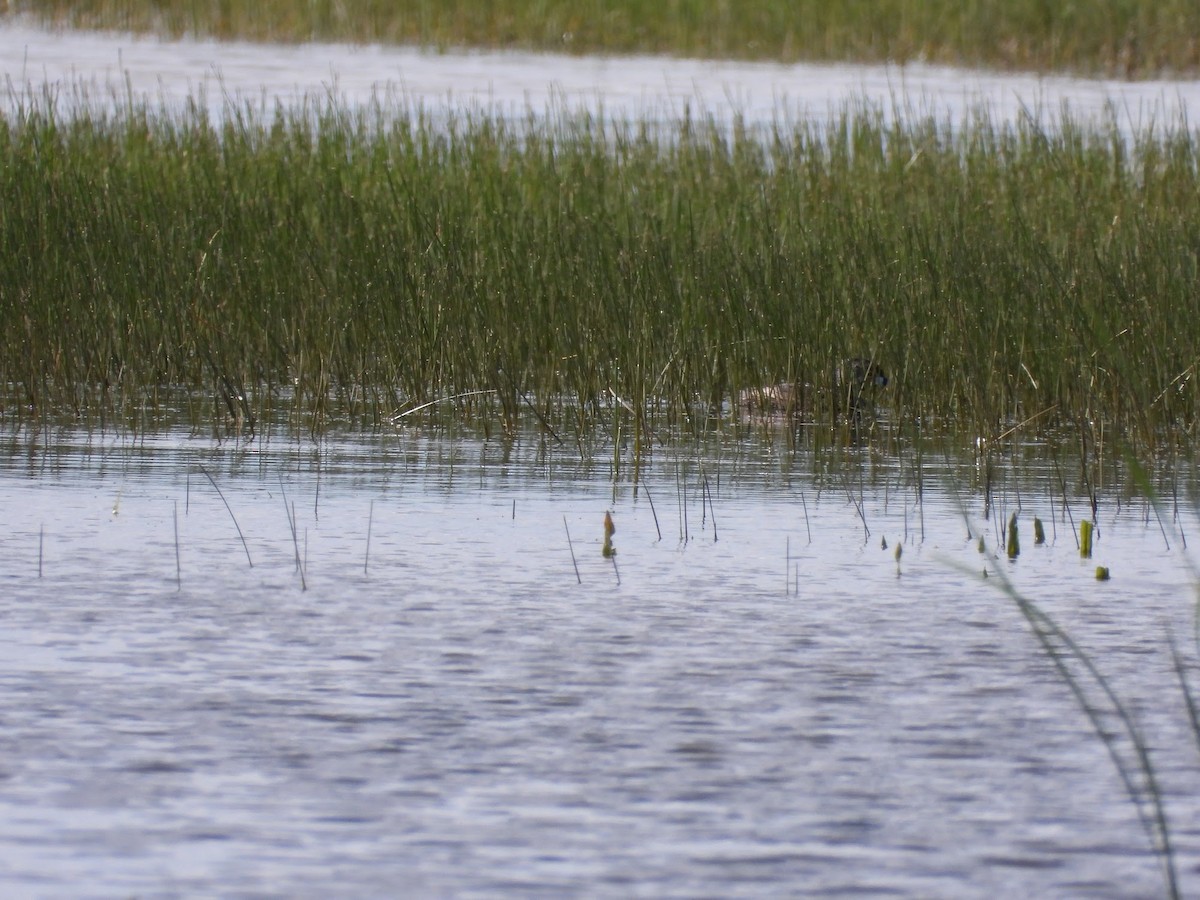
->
(198, 464), (253, 567)
(642, 482), (663, 542)
(1168, 636), (1200, 763)
(978, 559), (1179, 899)
(703, 474), (717, 542)
(279, 490), (307, 591)
(563, 516), (581, 585)
(173, 500), (181, 590)
(801, 491), (812, 545)
(364, 499), (374, 575)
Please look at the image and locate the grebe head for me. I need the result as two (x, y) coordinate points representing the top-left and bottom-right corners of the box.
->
(842, 358), (888, 389)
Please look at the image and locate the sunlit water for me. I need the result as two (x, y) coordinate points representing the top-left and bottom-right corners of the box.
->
(3, 21), (1199, 133)
(1, 424), (1199, 896)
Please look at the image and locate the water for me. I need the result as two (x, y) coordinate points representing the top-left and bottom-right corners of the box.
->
(1, 424), (1198, 896)
(3, 21), (1199, 133)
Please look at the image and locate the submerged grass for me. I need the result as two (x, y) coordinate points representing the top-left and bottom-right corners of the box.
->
(1, 89), (1199, 451)
(9, 0), (1200, 77)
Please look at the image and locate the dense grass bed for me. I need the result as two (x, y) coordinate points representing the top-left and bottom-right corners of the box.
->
(1, 90), (1198, 450)
(7, 0), (1200, 77)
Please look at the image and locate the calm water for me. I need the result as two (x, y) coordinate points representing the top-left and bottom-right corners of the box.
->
(3, 21), (1199, 132)
(0, 424), (1198, 896)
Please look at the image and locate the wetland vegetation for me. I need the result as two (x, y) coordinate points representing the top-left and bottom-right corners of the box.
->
(9, 0), (1200, 77)
(1, 90), (1198, 461)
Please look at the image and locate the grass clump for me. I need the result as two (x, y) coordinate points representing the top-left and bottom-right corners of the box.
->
(8, 0), (1200, 77)
(1, 89), (1199, 447)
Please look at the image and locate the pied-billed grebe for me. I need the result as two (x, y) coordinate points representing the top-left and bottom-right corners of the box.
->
(739, 357), (888, 419)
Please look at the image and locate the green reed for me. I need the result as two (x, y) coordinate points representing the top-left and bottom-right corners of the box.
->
(1, 88), (1198, 447)
(969, 460), (1200, 899)
(10, 0), (1200, 77)
(979, 556), (1181, 898)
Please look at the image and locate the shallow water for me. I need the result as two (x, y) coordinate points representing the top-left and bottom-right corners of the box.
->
(3, 21), (1199, 132)
(1, 425), (1198, 896)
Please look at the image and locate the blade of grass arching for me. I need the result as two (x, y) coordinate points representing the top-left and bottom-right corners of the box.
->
(1127, 457), (1200, 770)
(841, 472), (870, 539)
(517, 388), (564, 446)
(563, 516), (581, 585)
(702, 474), (717, 543)
(1125, 455), (1200, 651)
(389, 390), (500, 422)
(1023, 599), (1177, 898)
(278, 475), (307, 591)
(641, 482), (663, 542)
(291, 501), (307, 591)
(364, 499), (374, 576)
(975, 558), (1179, 899)
(197, 464), (253, 568)
(1168, 635), (1200, 763)
(946, 479), (1177, 894)
(173, 500), (181, 590)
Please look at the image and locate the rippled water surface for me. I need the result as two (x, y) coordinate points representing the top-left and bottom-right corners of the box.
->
(1, 426), (1199, 897)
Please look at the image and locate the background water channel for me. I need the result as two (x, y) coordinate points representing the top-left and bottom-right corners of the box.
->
(3, 21), (1200, 132)
(0, 422), (1199, 896)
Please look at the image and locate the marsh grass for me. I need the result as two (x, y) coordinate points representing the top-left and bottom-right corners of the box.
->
(197, 464), (253, 567)
(982, 557), (1182, 898)
(974, 462), (1200, 899)
(2, 88), (1199, 455)
(9, 0), (1200, 77)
